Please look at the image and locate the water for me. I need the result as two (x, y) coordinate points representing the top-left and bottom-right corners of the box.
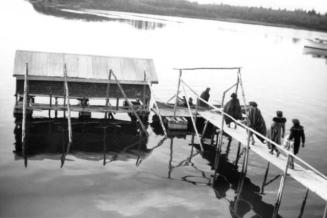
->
(1, 0), (327, 217)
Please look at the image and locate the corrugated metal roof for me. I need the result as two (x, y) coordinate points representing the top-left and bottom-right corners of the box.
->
(13, 50), (158, 84)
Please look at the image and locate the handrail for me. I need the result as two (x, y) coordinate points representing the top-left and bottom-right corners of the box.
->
(174, 67), (241, 70)
(181, 79), (327, 181)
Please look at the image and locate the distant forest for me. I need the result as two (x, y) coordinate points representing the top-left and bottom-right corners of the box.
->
(29, 0), (327, 32)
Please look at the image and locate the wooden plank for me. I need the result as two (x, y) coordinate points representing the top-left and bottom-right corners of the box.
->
(199, 110), (327, 202)
(15, 103), (146, 113)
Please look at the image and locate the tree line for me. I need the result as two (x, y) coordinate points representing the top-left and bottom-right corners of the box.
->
(30, 0), (327, 32)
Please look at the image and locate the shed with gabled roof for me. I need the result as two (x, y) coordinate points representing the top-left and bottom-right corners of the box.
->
(13, 50), (158, 99)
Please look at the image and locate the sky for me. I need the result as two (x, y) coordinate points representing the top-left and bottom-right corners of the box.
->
(188, 0), (327, 14)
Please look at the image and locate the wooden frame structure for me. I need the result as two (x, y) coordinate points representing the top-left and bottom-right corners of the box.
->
(13, 50), (159, 167)
(175, 68), (327, 217)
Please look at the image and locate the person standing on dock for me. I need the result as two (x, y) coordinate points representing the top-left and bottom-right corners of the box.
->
(246, 101), (267, 144)
(198, 87), (210, 107)
(288, 119), (305, 168)
(223, 93), (242, 128)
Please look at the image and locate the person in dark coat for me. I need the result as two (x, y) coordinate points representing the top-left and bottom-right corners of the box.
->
(273, 110), (287, 139)
(198, 87), (210, 107)
(268, 120), (281, 157)
(288, 119), (305, 168)
(246, 101), (267, 144)
(223, 93), (242, 128)
(288, 119), (305, 155)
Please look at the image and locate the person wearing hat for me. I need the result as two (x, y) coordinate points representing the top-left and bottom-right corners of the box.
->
(246, 101), (267, 144)
(273, 110), (287, 139)
(223, 93), (242, 128)
(268, 119), (281, 157)
(198, 87), (210, 107)
(288, 119), (305, 168)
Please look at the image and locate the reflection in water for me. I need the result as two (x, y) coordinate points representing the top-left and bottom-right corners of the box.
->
(30, 2), (165, 30)
(162, 117), (278, 218)
(13, 116), (152, 165)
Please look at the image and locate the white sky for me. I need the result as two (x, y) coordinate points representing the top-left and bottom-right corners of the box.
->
(189, 0), (327, 14)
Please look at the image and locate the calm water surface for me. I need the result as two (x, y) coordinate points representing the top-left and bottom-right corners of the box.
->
(0, 0), (327, 217)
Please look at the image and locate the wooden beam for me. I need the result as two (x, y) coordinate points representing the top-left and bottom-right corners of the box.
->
(111, 70), (148, 137)
(61, 64), (73, 167)
(105, 70), (112, 119)
(145, 76), (167, 136)
(273, 155), (291, 218)
(173, 69), (182, 118)
(182, 85), (204, 152)
(22, 63), (29, 167)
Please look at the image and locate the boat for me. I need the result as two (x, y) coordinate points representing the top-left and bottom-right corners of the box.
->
(304, 38), (327, 51)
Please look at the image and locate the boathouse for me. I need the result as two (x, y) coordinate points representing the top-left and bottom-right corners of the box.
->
(13, 50), (158, 118)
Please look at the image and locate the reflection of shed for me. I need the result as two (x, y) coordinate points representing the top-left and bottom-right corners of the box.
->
(13, 50), (158, 115)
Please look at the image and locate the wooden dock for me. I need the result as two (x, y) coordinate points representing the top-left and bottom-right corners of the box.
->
(199, 110), (327, 202)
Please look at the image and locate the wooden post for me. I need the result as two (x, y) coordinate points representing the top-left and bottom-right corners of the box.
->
(103, 127), (107, 166)
(201, 120), (209, 140)
(49, 94), (52, 118)
(116, 98), (119, 111)
(182, 85), (204, 152)
(298, 189), (309, 218)
(61, 64), (73, 168)
(145, 76), (167, 136)
(260, 162), (270, 194)
(143, 71), (147, 111)
(111, 70), (148, 136)
(63, 95), (66, 118)
(55, 97), (58, 118)
(235, 68), (240, 94)
(173, 70), (182, 118)
(213, 92), (227, 174)
(273, 154), (291, 218)
(324, 202), (327, 218)
(105, 70), (112, 119)
(22, 63), (29, 167)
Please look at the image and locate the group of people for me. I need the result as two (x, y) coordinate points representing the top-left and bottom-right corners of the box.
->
(197, 88), (306, 160)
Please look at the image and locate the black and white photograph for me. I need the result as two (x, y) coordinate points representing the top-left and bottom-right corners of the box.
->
(0, 0), (327, 217)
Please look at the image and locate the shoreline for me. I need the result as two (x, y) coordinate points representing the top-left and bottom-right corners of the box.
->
(28, 0), (327, 33)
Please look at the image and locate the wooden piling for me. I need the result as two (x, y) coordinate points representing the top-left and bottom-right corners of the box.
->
(234, 142), (241, 166)
(145, 75), (167, 136)
(105, 70), (112, 119)
(49, 94), (52, 118)
(201, 120), (209, 140)
(61, 64), (73, 167)
(22, 63), (29, 167)
(182, 85), (204, 152)
(173, 70), (182, 118)
(273, 155), (291, 217)
(168, 138), (174, 179)
(111, 70), (148, 136)
(55, 97), (58, 118)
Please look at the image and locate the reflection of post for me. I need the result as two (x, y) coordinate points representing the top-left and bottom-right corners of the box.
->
(22, 63), (29, 167)
(49, 94), (52, 118)
(234, 166), (246, 215)
(298, 189), (309, 218)
(260, 162), (270, 194)
(234, 142), (241, 166)
(103, 127), (107, 166)
(55, 97), (58, 118)
(273, 155), (290, 218)
(168, 138), (174, 179)
(173, 70), (182, 118)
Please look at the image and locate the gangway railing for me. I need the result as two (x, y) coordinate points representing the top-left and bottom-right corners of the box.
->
(180, 78), (327, 217)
